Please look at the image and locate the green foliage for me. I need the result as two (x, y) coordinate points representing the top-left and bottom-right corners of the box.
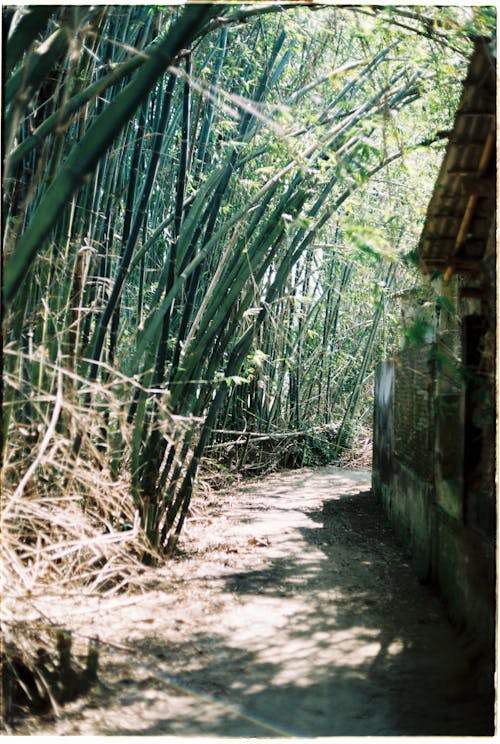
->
(302, 430), (340, 467)
(3, 3), (480, 563)
(402, 315), (435, 349)
(342, 222), (396, 262)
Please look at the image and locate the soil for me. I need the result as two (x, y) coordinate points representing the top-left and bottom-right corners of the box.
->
(9, 466), (494, 737)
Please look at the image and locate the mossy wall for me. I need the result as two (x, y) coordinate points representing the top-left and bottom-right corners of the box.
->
(373, 348), (495, 685)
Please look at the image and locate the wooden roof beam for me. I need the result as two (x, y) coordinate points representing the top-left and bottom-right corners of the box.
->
(421, 238), (487, 251)
(456, 174), (495, 198)
(446, 119), (495, 282)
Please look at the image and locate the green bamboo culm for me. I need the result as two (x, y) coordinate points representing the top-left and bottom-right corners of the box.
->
(4, 6), (58, 78)
(4, 28), (68, 108)
(3, 3), (217, 309)
(3, 2), (488, 570)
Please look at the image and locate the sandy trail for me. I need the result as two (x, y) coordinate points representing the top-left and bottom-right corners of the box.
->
(13, 466), (493, 736)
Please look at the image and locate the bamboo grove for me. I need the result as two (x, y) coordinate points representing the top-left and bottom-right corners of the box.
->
(2, 5), (495, 580)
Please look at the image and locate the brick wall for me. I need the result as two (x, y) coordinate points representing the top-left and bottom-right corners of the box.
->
(393, 346), (434, 482)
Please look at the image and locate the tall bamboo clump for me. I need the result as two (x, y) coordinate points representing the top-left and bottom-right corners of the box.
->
(3, 4), (475, 580)
(3, 4), (223, 585)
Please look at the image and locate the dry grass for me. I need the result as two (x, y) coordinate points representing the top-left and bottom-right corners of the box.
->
(2, 354), (158, 601)
(1, 347), (371, 726)
(1, 350), (188, 724)
(338, 426), (373, 470)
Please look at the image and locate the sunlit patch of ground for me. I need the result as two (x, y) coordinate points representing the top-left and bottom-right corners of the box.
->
(10, 466), (493, 736)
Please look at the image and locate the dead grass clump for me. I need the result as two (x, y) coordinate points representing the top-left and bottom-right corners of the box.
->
(205, 424), (342, 477)
(338, 425), (373, 469)
(2, 381), (157, 601)
(1, 351), (168, 725)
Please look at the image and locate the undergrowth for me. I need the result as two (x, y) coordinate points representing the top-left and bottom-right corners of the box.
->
(1, 349), (194, 726)
(1, 346), (368, 727)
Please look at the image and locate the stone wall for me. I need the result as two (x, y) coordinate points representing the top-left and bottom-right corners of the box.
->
(372, 338), (496, 693)
(372, 360), (394, 486)
(393, 347), (434, 481)
(373, 350), (435, 582)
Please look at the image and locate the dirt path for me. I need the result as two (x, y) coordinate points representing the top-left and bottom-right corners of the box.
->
(14, 466), (492, 736)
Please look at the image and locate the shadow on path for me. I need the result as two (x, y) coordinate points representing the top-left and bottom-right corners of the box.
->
(100, 469), (493, 737)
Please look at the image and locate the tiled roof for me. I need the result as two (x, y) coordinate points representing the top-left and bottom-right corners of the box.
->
(417, 39), (496, 279)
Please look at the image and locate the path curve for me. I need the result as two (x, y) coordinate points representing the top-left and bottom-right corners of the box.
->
(16, 466), (492, 736)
